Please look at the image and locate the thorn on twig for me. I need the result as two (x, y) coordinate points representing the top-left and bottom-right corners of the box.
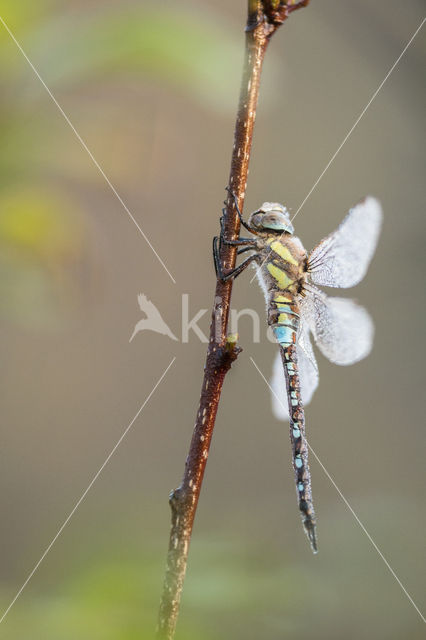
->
(169, 486), (185, 511)
(210, 337), (242, 372)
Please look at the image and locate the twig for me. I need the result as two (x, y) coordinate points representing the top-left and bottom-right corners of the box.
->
(156, 2), (309, 638)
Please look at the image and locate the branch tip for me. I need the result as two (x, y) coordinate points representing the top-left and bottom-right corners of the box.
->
(248, 0), (310, 33)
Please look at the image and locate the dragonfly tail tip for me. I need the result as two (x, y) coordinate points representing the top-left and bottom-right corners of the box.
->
(304, 522), (318, 554)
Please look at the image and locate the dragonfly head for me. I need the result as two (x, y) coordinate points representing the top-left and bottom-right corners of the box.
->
(248, 202), (294, 234)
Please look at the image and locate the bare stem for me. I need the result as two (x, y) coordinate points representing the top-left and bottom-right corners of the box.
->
(156, 2), (309, 638)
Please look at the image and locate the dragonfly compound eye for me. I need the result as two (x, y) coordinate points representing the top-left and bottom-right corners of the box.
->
(248, 203), (294, 233)
(261, 212), (294, 233)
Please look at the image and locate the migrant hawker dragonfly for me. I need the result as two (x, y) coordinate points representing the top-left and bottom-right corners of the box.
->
(213, 194), (382, 552)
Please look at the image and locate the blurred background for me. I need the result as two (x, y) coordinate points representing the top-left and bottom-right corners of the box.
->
(0, 1), (425, 638)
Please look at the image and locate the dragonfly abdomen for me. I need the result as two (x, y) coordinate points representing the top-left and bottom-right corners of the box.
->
(269, 295), (317, 552)
(280, 343), (317, 553)
(269, 294), (299, 345)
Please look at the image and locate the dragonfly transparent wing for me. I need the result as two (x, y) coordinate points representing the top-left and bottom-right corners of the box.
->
(302, 286), (374, 365)
(308, 197), (382, 288)
(271, 321), (319, 421)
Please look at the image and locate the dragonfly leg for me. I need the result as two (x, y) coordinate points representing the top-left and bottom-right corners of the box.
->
(225, 186), (259, 234)
(223, 237), (257, 247)
(217, 210), (257, 265)
(213, 236), (259, 281)
(237, 246), (255, 255)
(219, 210), (256, 247)
(221, 236), (257, 248)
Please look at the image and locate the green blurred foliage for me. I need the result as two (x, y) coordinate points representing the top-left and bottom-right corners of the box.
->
(0, 537), (308, 640)
(0, 2), (242, 327)
(0, 0), (55, 34)
(25, 6), (242, 111)
(0, 188), (88, 327)
(1, 557), (202, 640)
(0, 4), (241, 109)
(0, 189), (83, 258)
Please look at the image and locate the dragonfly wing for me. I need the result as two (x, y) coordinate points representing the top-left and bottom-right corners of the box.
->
(308, 197), (382, 288)
(298, 326), (319, 406)
(271, 353), (289, 420)
(271, 323), (319, 421)
(302, 286), (374, 365)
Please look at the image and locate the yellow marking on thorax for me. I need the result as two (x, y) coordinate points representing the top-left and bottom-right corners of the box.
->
(278, 313), (289, 323)
(269, 241), (298, 266)
(267, 263), (294, 290)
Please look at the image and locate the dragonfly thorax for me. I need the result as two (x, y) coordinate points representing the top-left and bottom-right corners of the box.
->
(257, 233), (308, 301)
(248, 202), (294, 234)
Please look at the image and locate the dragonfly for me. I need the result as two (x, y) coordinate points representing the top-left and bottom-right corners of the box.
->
(213, 193), (382, 552)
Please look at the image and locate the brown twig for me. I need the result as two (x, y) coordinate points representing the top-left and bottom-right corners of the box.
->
(156, 2), (309, 638)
